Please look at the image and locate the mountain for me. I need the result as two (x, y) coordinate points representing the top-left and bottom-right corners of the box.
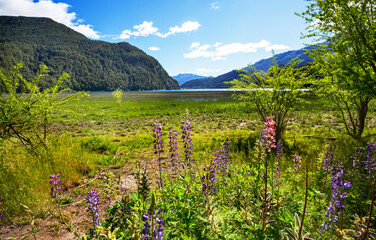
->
(0, 16), (179, 91)
(172, 73), (211, 86)
(180, 47), (313, 89)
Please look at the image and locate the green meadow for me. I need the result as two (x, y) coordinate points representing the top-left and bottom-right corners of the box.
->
(1, 91), (376, 239)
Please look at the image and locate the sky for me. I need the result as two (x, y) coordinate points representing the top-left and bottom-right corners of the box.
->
(0, 0), (313, 77)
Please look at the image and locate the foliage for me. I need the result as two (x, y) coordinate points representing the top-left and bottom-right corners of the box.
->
(0, 16), (179, 91)
(229, 56), (309, 140)
(112, 88), (123, 107)
(0, 63), (88, 152)
(299, 0), (376, 140)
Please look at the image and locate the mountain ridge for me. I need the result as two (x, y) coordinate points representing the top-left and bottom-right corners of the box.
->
(180, 46), (313, 89)
(0, 16), (179, 91)
(172, 73), (212, 86)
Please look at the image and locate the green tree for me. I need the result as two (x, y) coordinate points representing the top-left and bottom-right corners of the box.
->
(0, 64), (88, 152)
(112, 87), (123, 107)
(229, 57), (309, 140)
(299, 0), (376, 140)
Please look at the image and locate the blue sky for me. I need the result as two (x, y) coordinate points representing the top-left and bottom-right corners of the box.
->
(0, 0), (313, 76)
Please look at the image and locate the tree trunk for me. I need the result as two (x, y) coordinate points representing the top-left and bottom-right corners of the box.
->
(356, 97), (370, 141)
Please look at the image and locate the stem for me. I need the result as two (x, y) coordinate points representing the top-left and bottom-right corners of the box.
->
(264, 152), (268, 199)
(298, 163), (309, 240)
(365, 178), (376, 240)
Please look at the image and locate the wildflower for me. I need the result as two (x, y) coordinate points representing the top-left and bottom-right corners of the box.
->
(365, 140), (376, 173)
(168, 130), (179, 169)
(49, 174), (63, 198)
(181, 116), (193, 168)
(264, 117), (276, 152)
(320, 163), (352, 233)
(87, 189), (100, 232)
(201, 163), (217, 197)
(153, 123), (164, 155)
(153, 123), (164, 187)
(274, 141), (283, 184)
(142, 208), (164, 240)
(323, 150), (334, 175)
(292, 155), (302, 173)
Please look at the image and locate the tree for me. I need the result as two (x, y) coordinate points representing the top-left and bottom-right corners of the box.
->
(229, 56), (309, 140)
(0, 64), (88, 152)
(299, 0), (376, 140)
(112, 87), (123, 107)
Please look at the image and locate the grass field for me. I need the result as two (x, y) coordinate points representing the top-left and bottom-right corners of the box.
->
(1, 90), (376, 239)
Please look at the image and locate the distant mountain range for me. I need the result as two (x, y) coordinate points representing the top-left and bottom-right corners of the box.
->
(180, 47), (313, 89)
(172, 73), (211, 86)
(0, 16), (179, 91)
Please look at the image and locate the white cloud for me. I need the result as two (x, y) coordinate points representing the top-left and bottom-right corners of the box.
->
(0, 0), (101, 39)
(211, 2), (220, 10)
(197, 68), (220, 73)
(148, 46), (160, 51)
(183, 40), (290, 61)
(119, 21), (159, 39)
(118, 20), (200, 39)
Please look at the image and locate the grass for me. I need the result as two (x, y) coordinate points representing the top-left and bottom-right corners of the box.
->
(0, 91), (376, 239)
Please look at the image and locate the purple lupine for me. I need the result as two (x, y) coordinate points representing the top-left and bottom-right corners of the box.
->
(153, 123), (164, 187)
(153, 123), (164, 155)
(274, 141), (283, 184)
(181, 116), (193, 169)
(320, 163), (352, 233)
(142, 208), (164, 240)
(201, 163), (217, 197)
(365, 140), (376, 174)
(292, 155), (302, 173)
(87, 189), (100, 232)
(168, 130), (179, 171)
(323, 150), (334, 176)
(49, 174), (63, 198)
(224, 138), (232, 165)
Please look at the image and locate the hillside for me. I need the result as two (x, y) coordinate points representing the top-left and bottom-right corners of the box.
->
(172, 73), (211, 86)
(181, 47), (312, 89)
(0, 16), (179, 91)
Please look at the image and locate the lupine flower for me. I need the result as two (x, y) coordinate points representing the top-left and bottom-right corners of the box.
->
(365, 140), (376, 173)
(201, 163), (217, 197)
(264, 117), (276, 152)
(224, 138), (232, 165)
(153, 123), (164, 187)
(320, 163), (352, 233)
(168, 130), (179, 169)
(323, 150), (334, 176)
(181, 116), (193, 169)
(87, 189), (100, 232)
(292, 155), (302, 173)
(274, 141), (283, 184)
(142, 207), (164, 240)
(153, 123), (164, 155)
(49, 174), (63, 198)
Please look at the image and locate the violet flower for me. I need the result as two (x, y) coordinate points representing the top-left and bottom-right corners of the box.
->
(274, 141), (283, 184)
(320, 163), (352, 233)
(142, 207), (164, 240)
(201, 163), (217, 197)
(49, 174), (63, 198)
(87, 189), (100, 232)
(323, 150), (334, 176)
(292, 155), (302, 173)
(168, 130), (179, 170)
(153, 123), (164, 187)
(181, 116), (193, 169)
(0, 198), (3, 219)
(365, 140), (376, 174)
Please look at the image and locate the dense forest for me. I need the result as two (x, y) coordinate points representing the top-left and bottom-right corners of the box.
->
(0, 16), (179, 91)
